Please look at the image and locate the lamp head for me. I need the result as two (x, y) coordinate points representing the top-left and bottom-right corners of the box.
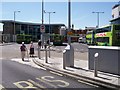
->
(94, 53), (99, 58)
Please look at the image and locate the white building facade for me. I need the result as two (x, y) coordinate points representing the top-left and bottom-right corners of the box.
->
(111, 2), (120, 24)
(0, 31), (2, 42)
(112, 3), (120, 19)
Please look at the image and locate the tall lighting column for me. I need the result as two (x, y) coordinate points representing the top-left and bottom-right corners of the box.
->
(92, 11), (104, 28)
(41, 0), (44, 46)
(44, 10), (55, 58)
(14, 10), (20, 42)
(38, 0), (44, 59)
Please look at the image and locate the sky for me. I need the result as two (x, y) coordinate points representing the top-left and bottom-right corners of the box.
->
(0, 0), (120, 31)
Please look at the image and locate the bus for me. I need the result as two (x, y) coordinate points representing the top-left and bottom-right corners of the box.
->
(86, 30), (95, 45)
(86, 24), (120, 46)
(95, 24), (120, 46)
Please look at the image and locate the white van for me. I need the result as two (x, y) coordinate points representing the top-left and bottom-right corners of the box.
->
(78, 37), (86, 43)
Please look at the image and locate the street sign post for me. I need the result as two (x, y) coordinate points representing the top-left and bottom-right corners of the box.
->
(40, 25), (45, 33)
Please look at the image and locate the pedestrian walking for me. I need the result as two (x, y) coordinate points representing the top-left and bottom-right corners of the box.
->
(29, 41), (34, 57)
(47, 40), (49, 45)
(20, 42), (27, 61)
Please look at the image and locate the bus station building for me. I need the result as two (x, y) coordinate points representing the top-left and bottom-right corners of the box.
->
(0, 20), (65, 42)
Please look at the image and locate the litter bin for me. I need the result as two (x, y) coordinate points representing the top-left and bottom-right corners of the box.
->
(63, 45), (74, 69)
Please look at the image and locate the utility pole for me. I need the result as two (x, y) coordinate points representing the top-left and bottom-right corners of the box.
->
(41, 0), (44, 46)
(44, 10), (55, 58)
(92, 11), (104, 28)
(13, 11), (20, 42)
(68, 0), (71, 45)
(41, 0), (48, 63)
(38, 0), (44, 59)
(63, 0), (74, 69)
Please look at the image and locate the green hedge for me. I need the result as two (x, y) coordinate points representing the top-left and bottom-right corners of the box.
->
(16, 34), (32, 44)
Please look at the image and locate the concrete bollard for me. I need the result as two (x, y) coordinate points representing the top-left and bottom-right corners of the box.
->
(63, 50), (66, 69)
(94, 53), (99, 77)
(38, 46), (41, 59)
(63, 45), (74, 69)
(45, 44), (48, 63)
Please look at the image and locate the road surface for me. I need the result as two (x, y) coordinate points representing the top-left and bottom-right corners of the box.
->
(1, 43), (88, 60)
(0, 59), (104, 89)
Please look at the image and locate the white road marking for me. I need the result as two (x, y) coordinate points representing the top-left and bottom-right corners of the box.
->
(41, 76), (69, 87)
(28, 79), (46, 89)
(13, 81), (37, 89)
(36, 78), (57, 88)
(0, 84), (6, 90)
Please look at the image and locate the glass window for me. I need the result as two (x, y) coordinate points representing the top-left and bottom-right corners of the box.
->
(96, 26), (111, 33)
(96, 37), (109, 43)
(114, 25), (120, 30)
(112, 14), (114, 18)
(116, 32), (120, 39)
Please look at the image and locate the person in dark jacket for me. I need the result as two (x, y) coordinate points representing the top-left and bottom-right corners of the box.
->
(20, 42), (27, 61)
(29, 41), (34, 57)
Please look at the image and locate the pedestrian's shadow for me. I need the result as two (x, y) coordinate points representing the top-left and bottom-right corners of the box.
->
(23, 60), (30, 62)
(29, 56), (37, 58)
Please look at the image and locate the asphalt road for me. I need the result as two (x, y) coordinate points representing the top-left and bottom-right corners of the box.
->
(1, 43), (88, 60)
(0, 59), (100, 89)
(0, 43), (112, 89)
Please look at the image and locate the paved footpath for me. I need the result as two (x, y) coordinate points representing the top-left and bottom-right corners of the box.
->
(1, 43), (120, 89)
(0, 43), (14, 46)
(33, 57), (120, 90)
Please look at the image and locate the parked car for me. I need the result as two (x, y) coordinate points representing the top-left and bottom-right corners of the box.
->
(78, 37), (86, 43)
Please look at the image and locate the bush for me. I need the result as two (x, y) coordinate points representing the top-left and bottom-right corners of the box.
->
(16, 34), (32, 44)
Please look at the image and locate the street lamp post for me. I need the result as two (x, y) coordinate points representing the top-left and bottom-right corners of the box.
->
(14, 11), (20, 42)
(92, 11), (104, 28)
(44, 10), (55, 58)
(41, 0), (44, 47)
(38, 0), (44, 59)
(44, 11), (55, 36)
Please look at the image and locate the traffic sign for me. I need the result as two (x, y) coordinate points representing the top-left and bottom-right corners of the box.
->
(40, 25), (45, 32)
(67, 31), (73, 35)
